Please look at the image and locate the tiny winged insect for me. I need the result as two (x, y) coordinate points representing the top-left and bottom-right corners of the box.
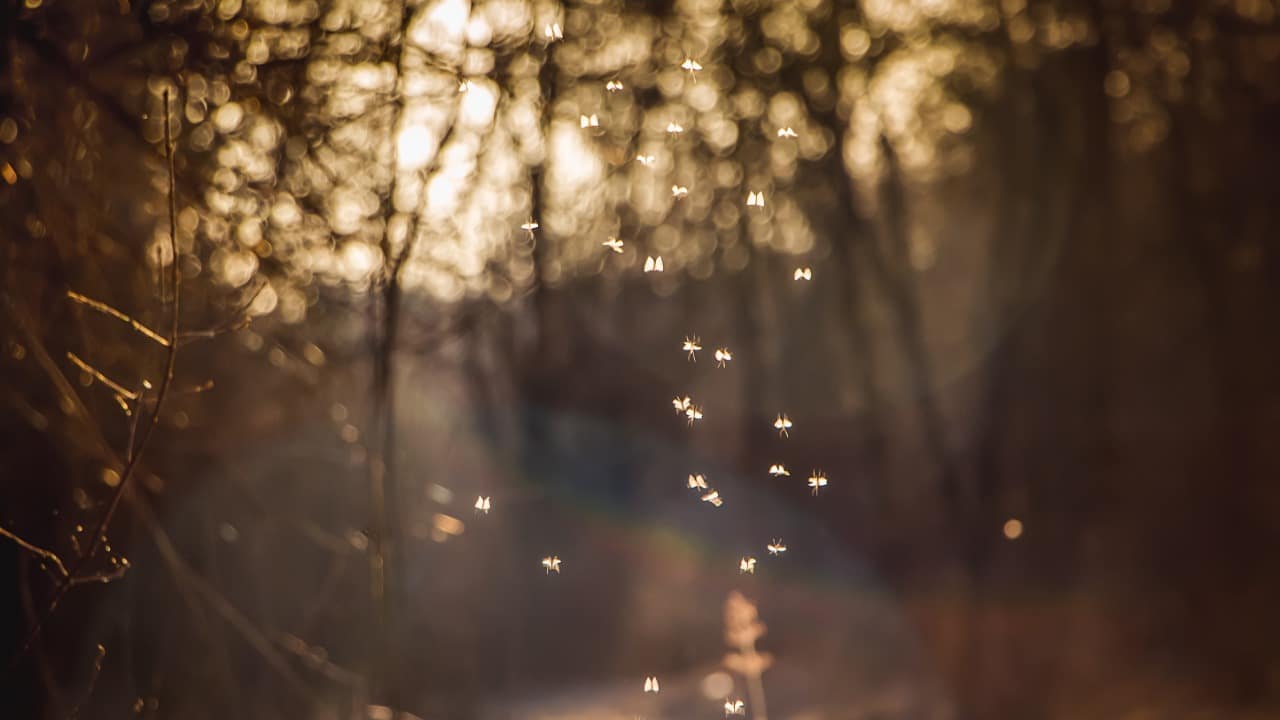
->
(603, 237), (624, 253)
(606, 79), (625, 92)
(636, 153), (656, 167)
(767, 538), (787, 556)
(474, 496), (491, 514)
(777, 126), (798, 138)
(808, 471), (828, 495)
(714, 347), (732, 368)
(681, 57), (703, 76)
(724, 699), (746, 716)
(701, 489), (723, 507)
(773, 413), (793, 438)
(580, 113), (600, 129)
(685, 404), (704, 425)
(683, 335), (702, 362)
(746, 191), (766, 208)
(794, 267), (813, 281)
(666, 121), (684, 136)
(768, 463), (790, 477)
(687, 473), (709, 490)
(644, 255), (664, 273)
(520, 219), (539, 237)
(671, 185), (689, 199)
(543, 22), (563, 41)
(739, 556), (757, 574)
(458, 78), (472, 93)
(644, 676), (660, 693)
(541, 555), (562, 574)
(673, 395), (693, 414)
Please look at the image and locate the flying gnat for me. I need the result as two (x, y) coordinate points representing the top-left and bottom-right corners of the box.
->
(681, 57), (703, 73)
(543, 22), (563, 41)
(602, 237), (624, 253)
(701, 490), (723, 507)
(580, 113), (600, 129)
(767, 538), (787, 555)
(687, 473), (708, 490)
(636, 154), (656, 167)
(773, 413), (793, 438)
(474, 496), (491, 514)
(777, 126), (798, 138)
(606, 79), (625, 92)
(768, 464), (790, 477)
(683, 335), (702, 361)
(521, 219), (539, 236)
(671, 185), (689, 199)
(644, 255), (664, 273)
(746, 191), (765, 208)
(673, 395), (693, 414)
(685, 404), (704, 425)
(808, 471), (828, 495)
(644, 676), (660, 693)
(542, 555), (562, 574)
(714, 347), (732, 368)
(724, 699), (746, 716)
(739, 556), (757, 574)
(666, 121), (684, 136)
(794, 267), (813, 281)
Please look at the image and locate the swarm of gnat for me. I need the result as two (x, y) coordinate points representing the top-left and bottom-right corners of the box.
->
(723, 591), (772, 720)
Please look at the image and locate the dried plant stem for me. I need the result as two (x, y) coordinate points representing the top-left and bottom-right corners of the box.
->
(66, 290), (170, 347)
(68, 644), (106, 720)
(745, 672), (768, 720)
(16, 88), (182, 661)
(66, 351), (140, 401)
(0, 527), (70, 580)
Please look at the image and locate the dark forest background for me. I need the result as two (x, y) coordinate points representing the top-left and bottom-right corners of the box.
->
(2, 0), (1280, 718)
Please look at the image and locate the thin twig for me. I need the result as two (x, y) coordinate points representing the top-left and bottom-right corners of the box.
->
(0, 527), (70, 580)
(68, 644), (106, 720)
(66, 351), (140, 401)
(16, 88), (183, 660)
(66, 290), (170, 347)
(177, 279), (266, 345)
